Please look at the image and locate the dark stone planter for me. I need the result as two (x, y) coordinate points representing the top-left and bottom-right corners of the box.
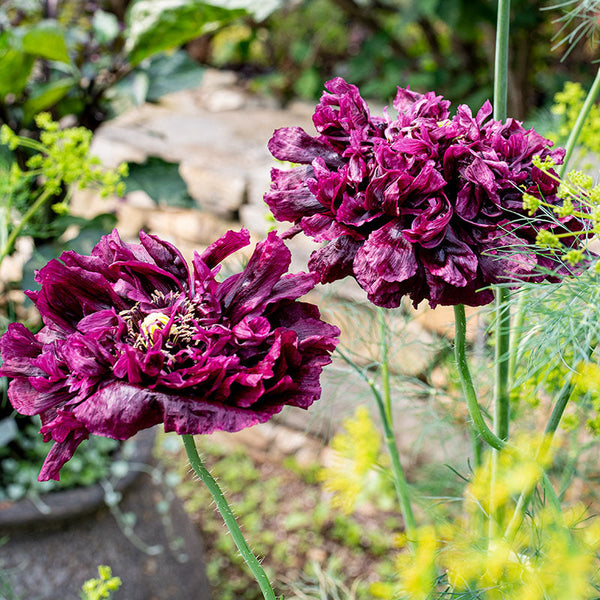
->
(0, 429), (210, 600)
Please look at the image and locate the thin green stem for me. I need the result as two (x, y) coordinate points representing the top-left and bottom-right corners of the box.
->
(377, 308), (393, 423)
(507, 291), (526, 388)
(453, 305), (504, 451)
(336, 347), (417, 543)
(0, 186), (55, 267)
(493, 287), (511, 443)
(559, 64), (600, 177)
(493, 0), (511, 121)
(504, 379), (574, 540)
(490, 288), (511, 537)
(181, 435), (277, 600)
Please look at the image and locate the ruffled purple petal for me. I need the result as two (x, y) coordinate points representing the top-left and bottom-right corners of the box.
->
(268, 127), (342, 168)
(265, 77), (573, 308)
(0, 229), (339, 480)
(221, 231), (293, 321)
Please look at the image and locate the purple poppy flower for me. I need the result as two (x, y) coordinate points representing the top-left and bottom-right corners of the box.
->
(265, 78), (573, 308)
(0, 229), (339, 481)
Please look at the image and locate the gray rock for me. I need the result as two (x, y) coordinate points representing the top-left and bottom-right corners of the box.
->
(179, 163), (247, 217)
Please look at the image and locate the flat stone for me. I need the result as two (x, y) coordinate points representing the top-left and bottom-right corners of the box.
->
(127, 190), (155, 209)
(179, 162), (247, 217)
(114, 203), (150, 240)
(246, 168), (273, 208)
(202, 88), (247, 112)
(145, 209), (236, 246)
(69, 188), (121, 221)
(239, 203), (272, 237)
(90, 134), (148, 168)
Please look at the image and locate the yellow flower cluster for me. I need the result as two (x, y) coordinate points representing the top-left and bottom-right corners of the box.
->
(374, 436), (600, 600)
(522, 162), (600, 266)
(318, 406), (384, 514)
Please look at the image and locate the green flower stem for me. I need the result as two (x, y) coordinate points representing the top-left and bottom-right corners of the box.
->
(0, 186), (55, 267)
(489, 288), (511, 536)
(504, 379), (574, 540)
(559, 64), (600, 177)
(453, 305), (504, 451)
(491, 0), (512, 530)
(507, 291), (526, 388)
(336, 346), (417, 544)
(493, 0), (511, 122)
(493, 287), (511, 443)
(181, 435), (277, 600)
(378, 308), (393, 423)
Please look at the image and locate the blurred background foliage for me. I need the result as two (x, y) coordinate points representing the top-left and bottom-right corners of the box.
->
(191, 0), (596, 120)
(0, 0), (596, 138)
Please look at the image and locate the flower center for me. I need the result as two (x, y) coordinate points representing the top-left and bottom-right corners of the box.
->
(119, 292), (218, 357)
(140, 312), (170, 339)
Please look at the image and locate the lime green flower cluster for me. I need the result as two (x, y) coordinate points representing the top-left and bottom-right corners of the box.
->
(1, 113), (127, 201)
(372, 437), (600, 600)
(523, 162), (600, 270)
(549, 81), (600, 155)
(80, 566), (122, 600)
(0, 113), (127, 265)
(318, 406), (388, 514)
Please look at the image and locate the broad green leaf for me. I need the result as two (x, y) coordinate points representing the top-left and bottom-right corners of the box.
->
(124, 156), (195, 208)
(0, 33), (34, 98)
(125, 0), (246, 66)
(208, 0), (282, 21)
(145, 50), (204, 102)
(105, 71), (150, 116)
(92, 10), (121, 45)
(22, 20), (70, 63)
(22, 79), (74, 124)
(0, 49), (34, 99)
(293, 66), (322, 100)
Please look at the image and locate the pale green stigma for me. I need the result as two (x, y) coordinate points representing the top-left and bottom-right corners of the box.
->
(140, 312), (170, 339)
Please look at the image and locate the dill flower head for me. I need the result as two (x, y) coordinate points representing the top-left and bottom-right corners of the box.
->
(0, 229), (339, 481)
(266, 78), (572, 308)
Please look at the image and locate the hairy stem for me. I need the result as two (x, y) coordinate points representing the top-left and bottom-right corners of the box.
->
(181, 435), (277, 600)
(489, 287), (511, 536)
(493, 287), (511, 442)
(453, 305), (504, 451)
